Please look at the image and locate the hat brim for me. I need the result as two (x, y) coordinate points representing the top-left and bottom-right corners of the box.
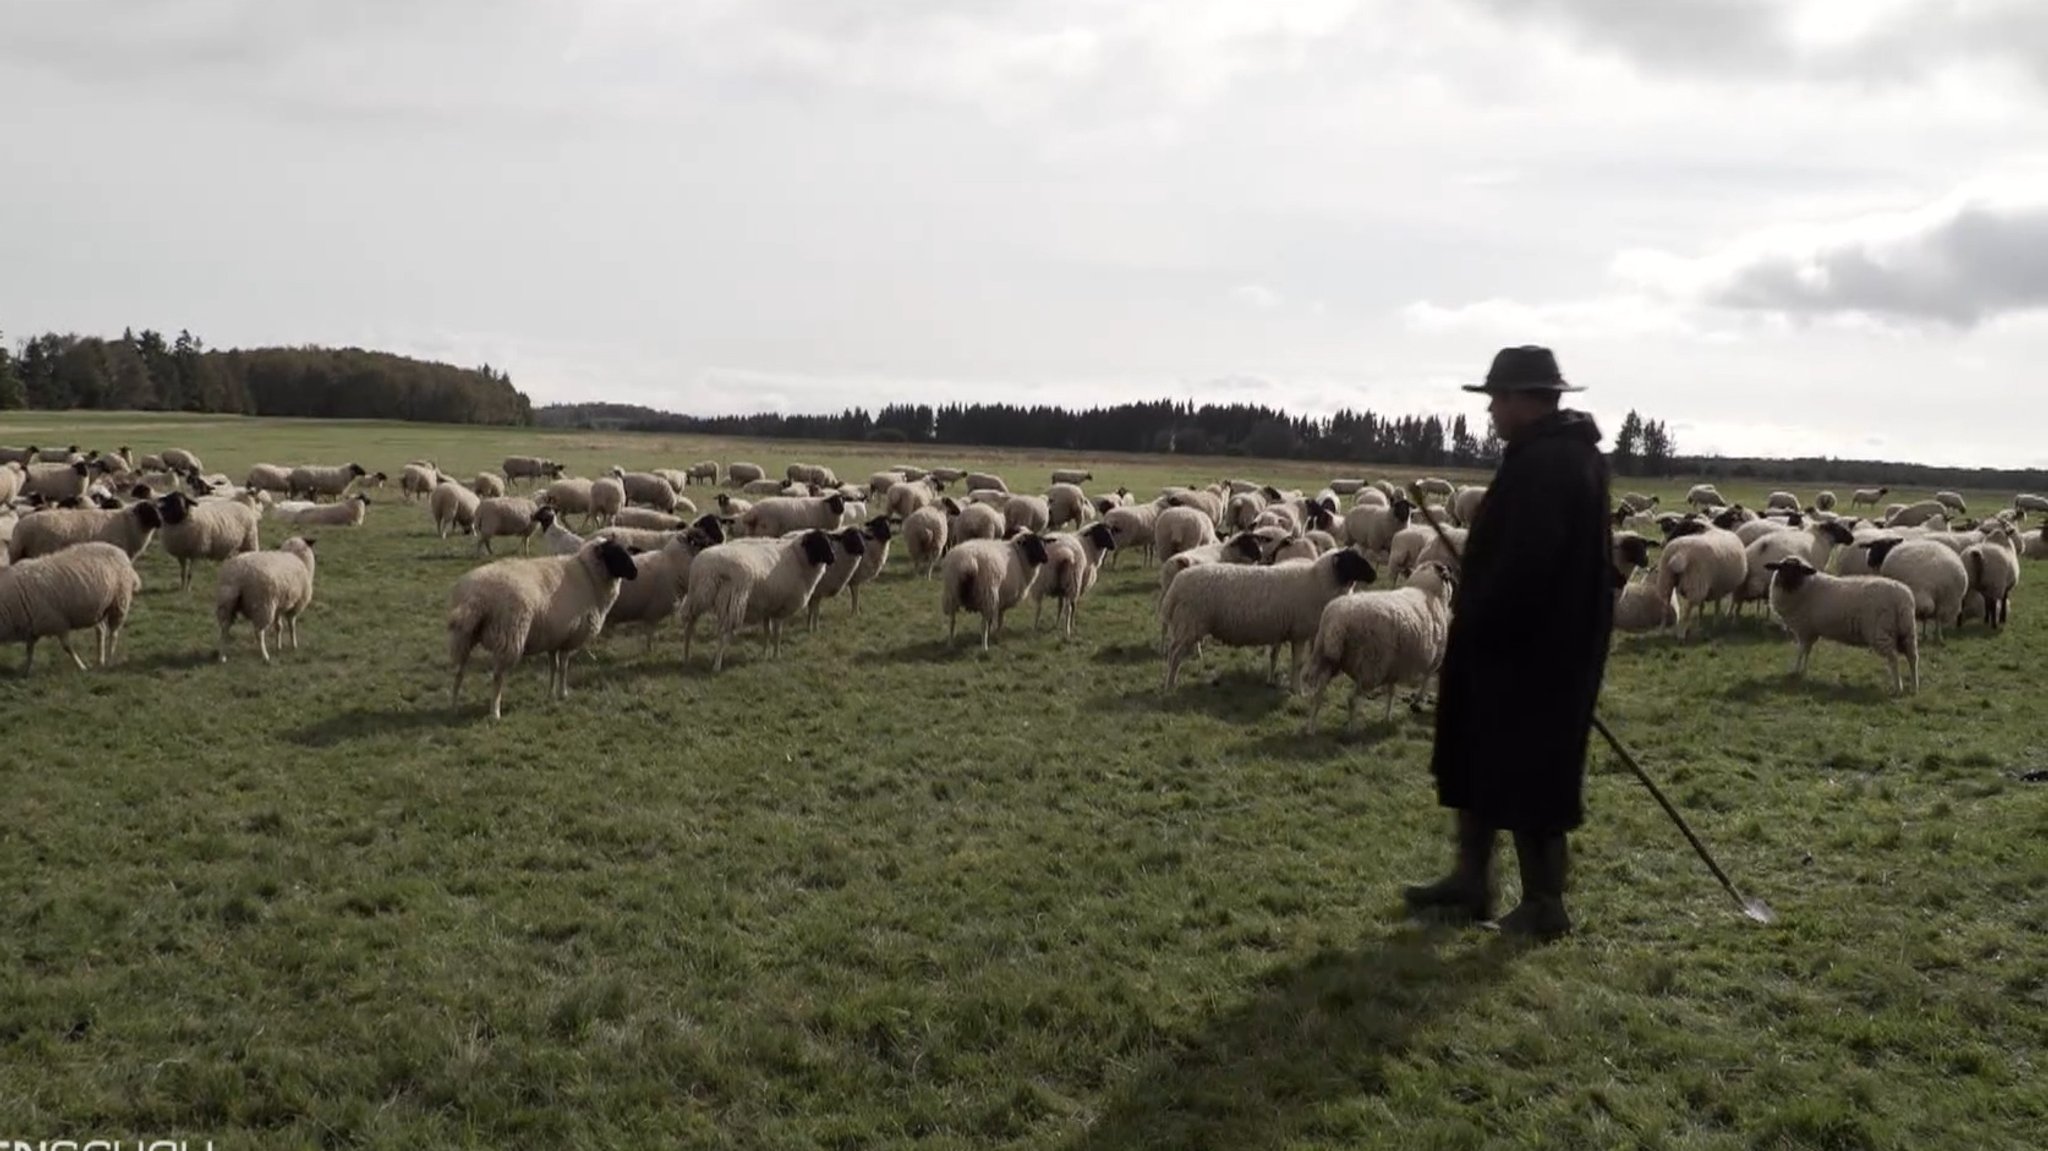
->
(1462, 383), (1585, 394)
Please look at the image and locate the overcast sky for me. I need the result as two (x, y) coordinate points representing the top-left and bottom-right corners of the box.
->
(4, 0), (2045, 466)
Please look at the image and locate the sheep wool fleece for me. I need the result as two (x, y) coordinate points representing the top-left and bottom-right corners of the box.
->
(1429, 409), (1614, 834)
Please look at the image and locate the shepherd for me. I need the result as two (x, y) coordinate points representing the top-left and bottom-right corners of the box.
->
(1405, 345), (1615, 940)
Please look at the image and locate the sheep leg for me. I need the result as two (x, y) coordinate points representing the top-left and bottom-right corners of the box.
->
(20, 638), (36, 675)
(713, 627), (731, 673)
(1790, 638), (1814, 677)
(256, 624), (273, 664)
(1163, 641), (1190, 691)
(1301, 682), (1326, 734)
(1879, 648), (1901, 695)
(1383, 684), (1397, 725)
(286, 614), (301, 651)
(1288, 641), (1305, 694)
(488, 659), (511, 720)
(981, 615), (993, 652)
(56, 634), (87, 672)
(217, 616), (236, 662)
(178, 559), (194, 591)
(849, 585), (861, 615)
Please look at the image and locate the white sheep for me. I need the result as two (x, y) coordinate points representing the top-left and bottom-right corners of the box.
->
(399, 462), (441, 502)
(215, 537), (317, 662)
(1034, 522), (1116, 637)
(1450, 486), (1486, 527)
(714, 493), (753, 522)
(1886, 500), (1948, 528)
(288, 463), (371, 501)
(686, 461), (720, 485)
(885, 479), (940, 521)
(796, 527), (871, 630)
(1862, 537), (1968, 643)
(940, 534), (1051, 649)
(1049, 468), (1094, 485)
(246, 463), (294, 494)
(1153, 505), (1219, 561)
(1814, 491), (1838, 512)
(1413, 477), (1455, 505)
(448, 537), (640, 718)
(157, 491), (262, 590)
(474, 496), (542, 555)
(8, 502), (164, 563)
(1342, 498), (1412, 557)
(2023, 528), (2048, 560)
(600, 522), (724, 652)
(738, 494), (846, 537)
(280, 494), (370, 528)
(725, 461), (766, 487)
(2013, 493), (2048, 517)
(612, 469), (678, 513)
(964, 489), (1010, 508)
(1765, 491), (1801, 512)
(1934, 491), (1968, 514)
(1962, 540), (2019, 628)
(1102, 503), (1160, 566)
(539, 477), (597, 525)
(953, 501), (1006, 543)
(474, 472), (507, 498)
(680, 530), (838, 670)
(1300, 561), (1455, 729)
(964, 472), (1009, 493)
(1159, 547), (1378, 691)
(589, 476), (627, 526)
(1656, 521), (1747, 640)
(501, 456), (566, 487)
(845, 516), (894, 615)
(23, 460), (92, 503)
(611, 507), (684, 531)
(1045, 483), (1091, 531)
(533, 506), (585, 556)
(1763, 555), (1920, 694)
(0, 541), (140, 673)
(903, 503), (951, 579)
(1736, 521), (1855, 616)
(160, 448), (205, 474)
(1685, 483), (1726, 509)
(1168, 488), (1226, 526)
(431, 481), (482, 539)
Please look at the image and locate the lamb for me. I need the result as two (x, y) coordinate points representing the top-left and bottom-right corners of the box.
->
(1046, 483), (1091, 530)
(953, 501), (1006, 543)
(286, 462), (371, 501)
(903, 503), (951, 579)
(1033, 523), (1116, 638)
(0, 541), (139, 672)
(679, 529), (838, 670)
(447, 537), (640, 718)
(686, 461), (720, 486)
(1685, 484), (1727, 509)
(1102, 503), (1160, 566)
(280, 494), (370, 528)
(588, 476), (627, 526)
(1154, 505), (1219, 561)
(940, 533), (1052, 649)
(1861, 537), (1968, 643)
(8, 502), (164, 563)
(246, 463), (294, 494)
(157, 490), (262, 590)
(1849, 486), (1890, 509)
(502, 456), (566, 487)
(431, 480), (482, 538)
(964, 472), (1009, 493)
(1962, 540), (2019, 628)
(598, 522), (724, 652)
(1934, 491), (1968, 515)
(1763, 556), (1920, 694)
(473, 496), (542, 555)
(738, 493), (847, 538)
(1301, 561), (1455, 729)
(1655, 520), (1747, 640)
(23, 461), (91, 503)
(1451, 486), (1487, 527)
(613, 468), (680, 512)
(399, 462), (441, 502)
(474, 472), (507, 498)
(1160, 546), (1377, 691)
(214, 537), (317, 662)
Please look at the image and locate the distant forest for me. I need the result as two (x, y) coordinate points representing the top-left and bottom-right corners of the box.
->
(0, 329), (532, 426)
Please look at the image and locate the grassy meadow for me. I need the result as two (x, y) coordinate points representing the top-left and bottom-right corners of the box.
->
(1, 410), (2044, 1149)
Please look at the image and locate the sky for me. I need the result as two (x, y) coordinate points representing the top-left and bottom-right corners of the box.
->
(3, 0), (2046, 467)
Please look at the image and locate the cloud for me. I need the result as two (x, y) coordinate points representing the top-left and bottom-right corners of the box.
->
(1231, 283), (1284, 310)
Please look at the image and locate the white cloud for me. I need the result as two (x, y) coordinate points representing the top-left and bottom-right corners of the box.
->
(1231, 283), (1284, 310)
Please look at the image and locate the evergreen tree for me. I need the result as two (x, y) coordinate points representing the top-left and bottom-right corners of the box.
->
(0, 334), (23, 410)
(1613, 409), (1644, 476)
(1642, 419), (1674, 476)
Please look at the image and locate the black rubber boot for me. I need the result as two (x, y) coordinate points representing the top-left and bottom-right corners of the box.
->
(1495, 831), (1572, 941)
(1403, 812), (1496, 923)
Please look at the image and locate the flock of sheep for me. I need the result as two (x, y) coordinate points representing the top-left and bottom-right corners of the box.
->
(3, 439), (2044, 718)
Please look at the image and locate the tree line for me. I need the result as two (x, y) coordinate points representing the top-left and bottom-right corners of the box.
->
(0, 329), (533, 426)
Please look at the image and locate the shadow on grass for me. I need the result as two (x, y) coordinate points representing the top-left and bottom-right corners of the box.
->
(115, 649), (223, 673)
(284, 704), (475, 747)
(873, 636), (999, 663)
(1092, 642), (1161, 666)
(1064, 929), (1518, 1151)
(1722, 674), (1895, 705)
(1258, 715), (1418, 759)
(1111, 671), (1289, 718)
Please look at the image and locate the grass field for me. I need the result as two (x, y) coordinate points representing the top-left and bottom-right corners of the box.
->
(2, 410), (2044, 1150)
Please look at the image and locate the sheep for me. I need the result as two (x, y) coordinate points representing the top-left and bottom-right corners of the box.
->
(1815, 491), (1838, 512)
(1962, 541), (2019, 628)
(842, 516), (895, 614)
(474, 472), (507, 498)
(1385, 523), (1452, 580)
(399, 462), (441, 502)
(1685, 483), (1726, 509)
(1737, 522), (1856, 616)
(1656, 520), (1747, 640)
(156, 490), (261, 590)
(652, 468), (691, 494)
(1353, 487), (1391, 509)
(1617, 492), (1660, 514)
(8, 502), (163, 563)
(1935, 491), (1968, 515)
(588, 475), (627, 526)
(2024, 528), (2048, 560)
(284, 462), (368, 501)
(246, 463), (294, 494)
(1046, 483), (1091, 531)
(1300, 561), (1456, 730)
(1885, 499), (1948, 529)
(868, 470), (908, 499)
(537, 476), (596, 524)
(835, 497), (870, 528)
(714, 493), (753, 521)
(903, 503), (951, 580)
(1762, 556), (1920, 694)
(533, 506), (585, 556)
(1154, 505), (1219, 562)
(686, 461), (720, 486)
(737, 494), (847, 538)
(725, 462), (766, 487)
(680, 529), (837, 671)
(502, 456), (566, 487)
(1613, 569), (1676, 634)
(964, 472), (1009, 493)
(447, 537), (639, 718)
(1861, 537), (1968, 643)
(472, 496), (542, 555)
(213, 537), (317, 662)
(592, 524), (679, 553)
(1412, 526), (1469, 578)
(613, 468), (679, 512)
(431, 480), (482, 538)
(1160, 546), (1378, 691)
(1102, 503), (1160, 566)
(0, 541), (140, 673)
(885, 479), (940, 521)
(743, 478), (790, 496)
(612, 508), (684, 531)
(23, 460), (91, 503)
(1413, 477), (1455, 505)
(1041, 468), (1092, 487)
(783, 526), (868, 630)
(1450, 486), (1487, 527)
(2014, 493), (2048, 518)
(1328, 479), (1366, 495)
(1168, 487), (1226, 526)
(0, 462), (22, 505)
(1343, 497), (1413, 558)
(154, 447), (202, 474)
(1033, 522), (1116, 638)
(953, 501), (1007, 543)
(1760, 491), (1797, 512)
(280, 494), (370, 529)
(597, 522), (725, 652)
(1002, 494), (1051, 535)
(1849, 486), (1890, 509)
(941, 533), (1052, 649)
(0, 445), (36, 466)
(1224, 491), (1268, 531)
(785, 463), (840, 487)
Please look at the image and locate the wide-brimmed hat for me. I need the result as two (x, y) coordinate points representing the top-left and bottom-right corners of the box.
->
(1463, 345), (1583, 393)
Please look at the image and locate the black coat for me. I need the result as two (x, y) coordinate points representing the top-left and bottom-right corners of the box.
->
(1430, 409), (1614, 834)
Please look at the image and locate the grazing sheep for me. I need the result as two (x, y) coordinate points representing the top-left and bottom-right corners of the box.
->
(714, 493), (753, 521)
(588, 475), (627, 526)
(1225, 491), (1268, 531)
(941, 534), (1052, 649)
(600, 523), (724, 652)
(473, 472), (507, 498)
(472, 494), (545, 556)
(868, 470), (908, 499)
(23, 460), (92, 503)
(399, 462), (441, 502)
(0, 445), (36, 466)
(157, 448), (203, 474)
(1353, 487), (1391, 509)
(686, 461), (720, 486)
(725, 462), (766, 487)
(1168, 487), (1227, 527)
(2023, 527), (2048, 560)
(502, 456), (566, 487)
(1815, 491), (1838, 512)
(1301, 561), (1456, 729)
(1617, 492), (1659, 514)
(2013, 493), (2048, 518)
(680, 530), (838, 670)
(952, 501), (1006, 543)
(280, 494), (370, 528)
(1102, 503), (1161, 566)
(1412, 526), (1470, 578)
(903, 503), (951, 580)
(214, 537), (317, 662)
(1962, 540), (2019, 628)
(1764, 491), (1800, 512)
(927, 467), (967, 484)
(1862, 537), (1968, 643)
(448, 537), (640, 718)
(1884, 499), (1949, 529)
(738, 494), (847, 537)
(1049, 468), (1094, 485)
(1413, 477), (1455, 505)
(1613, 570), (1676, 634)
(885, 479), (941, 521)
(537, 476), (596, 524)
(1046, 483), (1091, 530)
(745, 478), (791, 497)
(591, 525), (677, 554)
(613, 468), (679, 512)
(785, 463), (839, 487)
(157, 490), (262, 590)
(246, 463), (294, 494)
(0, 541), (140, 672)
(1034, 522), (1116, 637)
(612, 507), (684, 531)
(8, 502), (163, 563)
(964, 472), (1009, 494)
(1685, 484), (1726, 509)
(1849, 486), (1890, 509)
(1656, 520), (1747, 640)
(1935, 491), (1968, 515)
(1154, 505), (1219, 562)
(1763, 556), (1920, 694)
(0, 462), (22, 505)
(1451, 486), (1487, 527)
(431, 480), (482, 538)
(285, 462), (371, 501)
(1160, 547), (1378, 691)
(1002, 494), (1051, 535)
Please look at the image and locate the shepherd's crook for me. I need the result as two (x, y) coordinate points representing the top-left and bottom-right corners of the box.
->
(1404, 484), (1777, 925)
